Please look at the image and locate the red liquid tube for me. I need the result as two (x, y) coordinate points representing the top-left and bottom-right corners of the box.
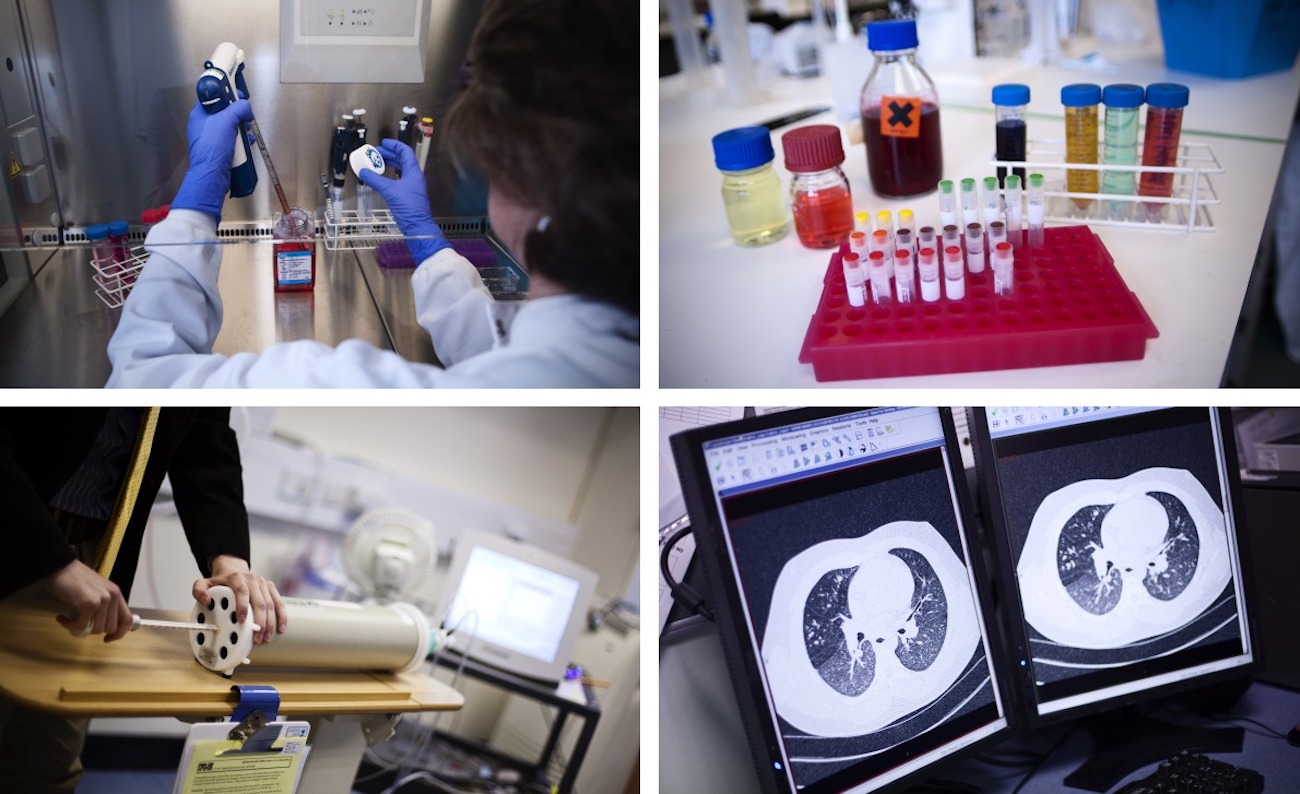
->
(993, 242), (1014, 296)
(868, 250), (892, 304)
(108, 220), (130, 263)
(894, 248), (915, 303)
(842, 251), (866, 307)
(273, 207), (316, 292)
(918, 246), (940, 302)
(783, 124), (855, 249)
(1138, 83), (1189, 222)
(860, 19), (943, 198)
(943, 245), (965, 300)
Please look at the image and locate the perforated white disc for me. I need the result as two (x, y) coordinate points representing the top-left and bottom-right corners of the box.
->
(189, 584), (261, 677)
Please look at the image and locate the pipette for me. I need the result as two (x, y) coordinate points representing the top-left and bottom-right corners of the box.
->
(247, 116), (293, 219)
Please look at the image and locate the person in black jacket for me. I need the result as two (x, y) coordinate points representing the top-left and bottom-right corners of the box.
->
(0, 407), (287, 792)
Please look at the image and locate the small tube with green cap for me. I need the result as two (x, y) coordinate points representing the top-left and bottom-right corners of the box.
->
(960, 177), (978, 226)
(1028, 173), (1045, 248)
(938, 180), (957, 227)
(1004, 174), (1023, 247)
(981, 176), (1001, 227)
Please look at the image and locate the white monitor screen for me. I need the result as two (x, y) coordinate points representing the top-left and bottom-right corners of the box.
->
(445, 546), (583, 665)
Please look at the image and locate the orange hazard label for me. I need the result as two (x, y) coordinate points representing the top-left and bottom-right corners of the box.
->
(7, 152), (20, 178)
(880, 96), (922, 139)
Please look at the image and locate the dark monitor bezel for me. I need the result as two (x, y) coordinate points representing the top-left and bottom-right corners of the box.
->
(671, 407), (1016, 794)
(968, 406), (1260, 729)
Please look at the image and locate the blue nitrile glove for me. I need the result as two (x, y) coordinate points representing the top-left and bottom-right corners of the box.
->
(172, 98), (255, 224)
(358, 138), (451, 263)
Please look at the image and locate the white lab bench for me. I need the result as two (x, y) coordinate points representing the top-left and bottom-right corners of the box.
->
(659, 55), (1300, 388)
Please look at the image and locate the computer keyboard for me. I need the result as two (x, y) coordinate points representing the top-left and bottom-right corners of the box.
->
(1113, 750), (1264, 794)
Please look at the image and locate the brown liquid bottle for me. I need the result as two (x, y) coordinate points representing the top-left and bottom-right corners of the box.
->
(859, 19), (944, 199)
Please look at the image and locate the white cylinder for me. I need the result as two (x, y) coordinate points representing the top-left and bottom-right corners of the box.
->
(190, 586), (430, 677)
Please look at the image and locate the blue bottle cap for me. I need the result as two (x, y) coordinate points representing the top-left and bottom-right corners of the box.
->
(85, 223), (110, 240)
(1060, 83), (1102, 107)
(992, 84), (1030, 106)
(712, 126), (776, 171)
(107, 220), (129, 236)
(1102, 84), (1145, 109)
(1145, 83), (1189, 109)
(866, 20), (918, 52)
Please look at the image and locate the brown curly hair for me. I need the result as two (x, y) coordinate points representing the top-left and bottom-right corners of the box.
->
(443, 0), (639, 316)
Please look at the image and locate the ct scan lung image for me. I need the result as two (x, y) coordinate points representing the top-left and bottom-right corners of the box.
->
(762, 521), (979, 738)
(1019, 467), (1232, 649)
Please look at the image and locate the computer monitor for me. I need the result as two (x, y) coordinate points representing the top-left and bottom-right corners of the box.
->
(672, 407), (1012, 794)
(437, 531), (598, 684)
(970, 407), (1258, 787)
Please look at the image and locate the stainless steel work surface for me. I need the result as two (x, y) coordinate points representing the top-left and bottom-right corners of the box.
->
(0, 243), (435, 387)
(354, 249), (441, 367)
(211, 244), (394, 357)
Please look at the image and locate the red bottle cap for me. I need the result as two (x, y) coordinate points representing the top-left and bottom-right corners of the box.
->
(782, 125), (845, 172)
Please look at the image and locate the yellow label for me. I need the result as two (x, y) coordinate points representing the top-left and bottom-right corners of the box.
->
(880, 96), (922, 139)
(6, 152), (19, 178)
(180, 737), (306, 794)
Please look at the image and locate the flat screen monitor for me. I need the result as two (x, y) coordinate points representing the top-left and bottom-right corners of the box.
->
(437, 532), (598, 684)
(970, 406), (1257, 724)
(672, 407), (1011, 794)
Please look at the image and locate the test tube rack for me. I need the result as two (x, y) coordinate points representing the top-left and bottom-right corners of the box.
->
(798, 226), (1158, 381)
(992, 139), (1223, 232)
(322, 207), (403, 250)
(88, 245), (147, 308)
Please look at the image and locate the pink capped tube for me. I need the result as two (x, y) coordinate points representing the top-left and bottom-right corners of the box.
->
(965, 222), (985, 273)
(918, 246), (940, 302)
(993, 241), (1014, 296)
(894, 248), (915, 304)
(943, 245), (965, 300)
(868, 250), (891, 305)
(843, 251), (866, 307)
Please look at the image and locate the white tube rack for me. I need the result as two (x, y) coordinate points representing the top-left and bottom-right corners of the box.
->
(322, 208), (402, 250)
(89, 245), (147, 308)
(992, 139), (1224, 232)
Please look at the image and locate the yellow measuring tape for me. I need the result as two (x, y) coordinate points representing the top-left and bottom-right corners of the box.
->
(94, 408), (161, 578)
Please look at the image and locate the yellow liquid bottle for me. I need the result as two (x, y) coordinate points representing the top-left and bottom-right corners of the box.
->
(1062, 84), (1101, 211)
(713, 127), (790, 247)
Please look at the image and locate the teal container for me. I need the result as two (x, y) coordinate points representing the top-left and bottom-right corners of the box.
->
(1156, 0), (1300, 78)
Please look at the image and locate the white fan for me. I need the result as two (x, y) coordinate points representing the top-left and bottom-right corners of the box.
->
(342, 508), (437, 602)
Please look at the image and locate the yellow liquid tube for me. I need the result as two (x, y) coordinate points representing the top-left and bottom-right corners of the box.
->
(1064, 105), (1098, 210)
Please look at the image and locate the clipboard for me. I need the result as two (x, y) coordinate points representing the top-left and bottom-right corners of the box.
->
(173, 716), (311, 794)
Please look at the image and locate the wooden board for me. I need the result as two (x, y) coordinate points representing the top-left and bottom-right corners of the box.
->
(0, 594), (463, 717)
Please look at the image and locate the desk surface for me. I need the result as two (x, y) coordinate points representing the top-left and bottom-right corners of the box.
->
(0, 595), (463, 718)
(659, 55), (1300, 387)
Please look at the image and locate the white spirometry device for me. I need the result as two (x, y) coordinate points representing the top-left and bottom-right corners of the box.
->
(189, 585), (437, 677)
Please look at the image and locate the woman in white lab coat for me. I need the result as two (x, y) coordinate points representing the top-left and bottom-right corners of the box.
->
(106, 0), (638, 388)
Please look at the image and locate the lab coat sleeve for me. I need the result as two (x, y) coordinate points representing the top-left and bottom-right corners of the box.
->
(411, 247), (498, 367)
(105, 210), (227, 386)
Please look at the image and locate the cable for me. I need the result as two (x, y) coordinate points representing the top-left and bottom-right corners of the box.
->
(1010, 723), (1078, 794)
(659, 523), (713, 622)
(378, 769), (479, 794)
